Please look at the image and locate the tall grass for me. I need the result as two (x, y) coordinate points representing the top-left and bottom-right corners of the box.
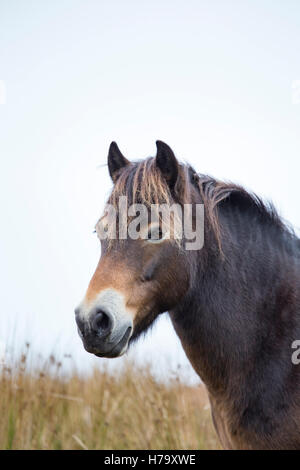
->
(0, 346), (219, 450)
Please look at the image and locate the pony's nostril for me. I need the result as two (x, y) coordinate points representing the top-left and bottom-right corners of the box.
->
(91, 310), (113, 337)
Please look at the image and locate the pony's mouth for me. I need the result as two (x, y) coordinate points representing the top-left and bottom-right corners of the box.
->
(92, 326), (132, 358)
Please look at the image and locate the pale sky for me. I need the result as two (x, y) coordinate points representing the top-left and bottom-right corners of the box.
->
(0, 1), (300, 382)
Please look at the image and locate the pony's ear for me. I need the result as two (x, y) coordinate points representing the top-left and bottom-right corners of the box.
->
(155, 140), (179, 189)
(108, 142), (130, 182)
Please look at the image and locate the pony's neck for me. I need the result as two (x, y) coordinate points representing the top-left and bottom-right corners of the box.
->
(170, 200), (299, 399)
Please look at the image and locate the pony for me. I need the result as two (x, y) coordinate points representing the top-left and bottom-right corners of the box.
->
(75, 140), (300, 449)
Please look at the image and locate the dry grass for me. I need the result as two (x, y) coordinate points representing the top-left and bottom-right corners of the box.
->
(0, 347), (220, 450)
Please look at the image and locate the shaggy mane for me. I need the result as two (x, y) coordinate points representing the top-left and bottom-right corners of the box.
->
(105, 158), (294, 251)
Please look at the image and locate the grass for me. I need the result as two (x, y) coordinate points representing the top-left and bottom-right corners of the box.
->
(0, 346), (220, 450)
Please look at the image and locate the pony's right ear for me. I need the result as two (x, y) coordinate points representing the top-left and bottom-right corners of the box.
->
(155, 140), (179, 189)
(108, 142), (130, 182)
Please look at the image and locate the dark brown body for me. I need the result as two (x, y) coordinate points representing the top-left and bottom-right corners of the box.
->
(169, 199), (300, 449)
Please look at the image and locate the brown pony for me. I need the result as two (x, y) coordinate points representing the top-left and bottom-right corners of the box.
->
(75, 141), (300, 449)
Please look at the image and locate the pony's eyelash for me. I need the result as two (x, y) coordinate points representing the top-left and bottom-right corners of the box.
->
(147, 237), (167, 244)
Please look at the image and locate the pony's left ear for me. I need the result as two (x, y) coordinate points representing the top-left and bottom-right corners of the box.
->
(108, 142), (130, 182)
(155, 141), (179, 189)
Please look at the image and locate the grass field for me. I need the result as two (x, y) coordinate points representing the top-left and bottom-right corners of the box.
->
(0, 346), (220, 450)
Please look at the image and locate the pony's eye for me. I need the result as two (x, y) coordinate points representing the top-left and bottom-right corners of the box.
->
(147, 225), (166, 243)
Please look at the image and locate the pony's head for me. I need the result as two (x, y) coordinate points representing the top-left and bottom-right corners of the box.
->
(75, 141), (193, 357)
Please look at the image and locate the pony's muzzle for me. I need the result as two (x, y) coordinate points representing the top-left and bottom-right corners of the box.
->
(75, 294), (133, 358)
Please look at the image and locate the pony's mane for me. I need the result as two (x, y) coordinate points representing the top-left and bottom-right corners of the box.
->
(107, 157), (294, 250)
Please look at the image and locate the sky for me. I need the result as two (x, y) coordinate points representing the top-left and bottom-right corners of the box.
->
(0, 1), (300, 383)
